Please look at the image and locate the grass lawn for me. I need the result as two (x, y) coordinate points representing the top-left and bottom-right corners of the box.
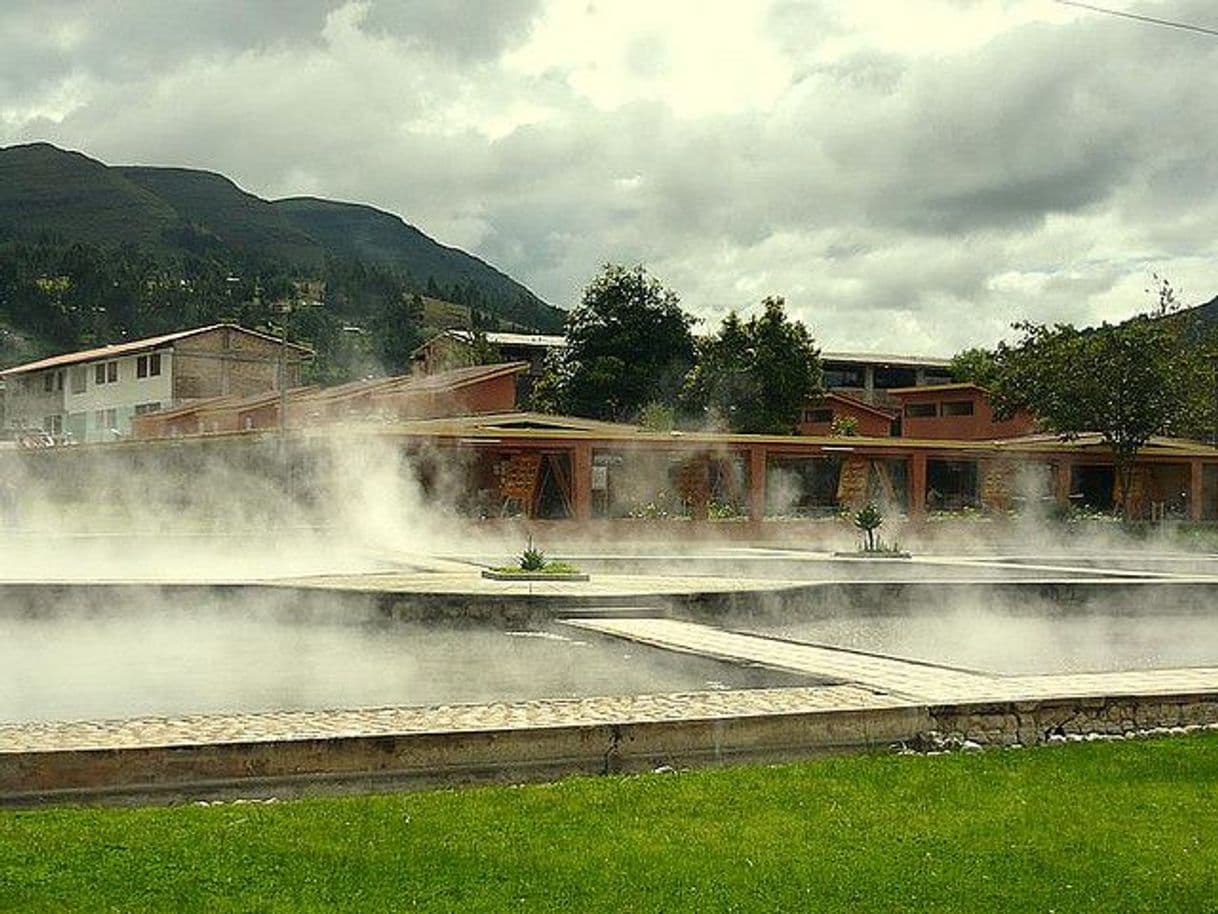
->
(2, 733), (1217, 912)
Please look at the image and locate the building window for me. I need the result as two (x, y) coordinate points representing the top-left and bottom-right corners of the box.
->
(94, 408), (118, 430)
(43, 414), (63, 434)
(823, 365), (866, 388)
(805, 408), (834, 423)
(906, 403), (937, 418)
(941, 400), (975, 417)
(136, 353), (162, 379)
(70, 366), (86, 394)
(94, 361), (119, 385)
(43, 373), (54, 393)
(134, 402), (162, 416)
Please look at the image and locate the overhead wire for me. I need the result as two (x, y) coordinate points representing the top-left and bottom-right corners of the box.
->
(1052, 0), (1218, 38)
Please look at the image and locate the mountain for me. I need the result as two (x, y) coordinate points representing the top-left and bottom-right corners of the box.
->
(274, 196), (548, 326)
(0, 142), (563, 332)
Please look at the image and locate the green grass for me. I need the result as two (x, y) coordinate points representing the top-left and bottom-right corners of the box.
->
(2, 734), (1217, 912)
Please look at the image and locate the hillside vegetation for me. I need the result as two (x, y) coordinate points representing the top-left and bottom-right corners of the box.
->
(0, 142), (563, 377)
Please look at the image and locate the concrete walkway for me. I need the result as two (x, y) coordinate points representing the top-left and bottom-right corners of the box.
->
(562, 617), (1218, 705)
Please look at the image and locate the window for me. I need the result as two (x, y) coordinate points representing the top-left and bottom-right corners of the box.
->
(805, 408), (834, 424)
(70, 366), (86, 394)
(94, 361), (119, 385)
(136, 353), (162, 378)
(42, 414), (63, 434)
(94, 408), (118, 430)
(906, 403), (937, 418)
(43, 373), (53, 393)
(823, 365), (866, 388)
(134, 402), (162, 415)
(56, 370), (64, 391)
(941, 400), (975, 417)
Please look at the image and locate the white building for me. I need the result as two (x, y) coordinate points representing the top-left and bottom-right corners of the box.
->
(1, 324), (310, 444)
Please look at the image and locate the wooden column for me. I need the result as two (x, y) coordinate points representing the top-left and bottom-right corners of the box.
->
(1054, 457), (1073, 508)
(748, 446), (767, 524)
(908, 452), (927, 519)
(572, 441), (593, 523)
(1190, 459), (1204, 522)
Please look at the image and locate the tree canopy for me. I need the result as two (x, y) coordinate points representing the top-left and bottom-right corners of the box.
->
(537, 264), (696, 421)
(985, 278), (1212, 515)
(683, 297), (822, 434)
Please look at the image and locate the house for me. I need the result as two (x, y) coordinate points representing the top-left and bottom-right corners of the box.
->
(800, 392), (898, 437)
(0, 324), (311, 443)
(820, 351), (953, 404)
(129, 361), (528, 439)
(889, 383), (1035, 441)
(411, 329), (566, 403)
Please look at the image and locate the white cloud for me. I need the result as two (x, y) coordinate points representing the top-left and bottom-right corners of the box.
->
(2, 0), (1217, 355)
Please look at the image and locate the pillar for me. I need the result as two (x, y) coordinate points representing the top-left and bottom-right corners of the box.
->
(572, 441), (593, 523)
(1054, 457), (1073, 508)
(908, 452), (927, 519)
(748, 446), (767, 524)
(1190, 459), (1204, 522)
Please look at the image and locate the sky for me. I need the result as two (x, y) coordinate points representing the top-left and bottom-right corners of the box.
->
(2, 0), (1216, 356)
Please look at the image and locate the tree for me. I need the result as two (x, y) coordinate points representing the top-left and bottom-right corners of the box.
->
(988, 278), (1208, 517)
(546, 264), (695, 421)
(948, 346), (999, 387)
(372, 291), (424, 375)
(683, 297), (822, 434)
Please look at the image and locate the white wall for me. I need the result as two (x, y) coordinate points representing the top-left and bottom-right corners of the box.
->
(63, 349), (174, 442)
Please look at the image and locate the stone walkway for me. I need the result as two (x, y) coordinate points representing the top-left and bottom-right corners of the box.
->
(562, 617), (1218, 705)
(0, 685), (900, 754)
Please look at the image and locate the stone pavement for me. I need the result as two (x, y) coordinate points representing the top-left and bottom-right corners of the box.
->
(562, 617), (1218, 705)
(0, 684), (901, 754)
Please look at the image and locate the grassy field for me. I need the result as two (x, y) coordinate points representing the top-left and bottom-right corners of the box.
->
(2, 734), (1216, 912)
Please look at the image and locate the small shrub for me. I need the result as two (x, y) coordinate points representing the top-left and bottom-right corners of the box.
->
(519, 536), (546, 571)
(853, 503), (884, 552)
(830, 415), (859, 437)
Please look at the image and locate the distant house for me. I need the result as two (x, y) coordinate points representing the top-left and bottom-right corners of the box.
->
(800, 392), (898, 437)
(129, 360), (529, 439)
(819, 351), (954, 404)
(889, 382), (1035, 441)
(0, 324), (311, 443)
(411, 329), (566, 403)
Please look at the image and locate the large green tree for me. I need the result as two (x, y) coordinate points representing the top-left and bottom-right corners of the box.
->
(683, 297), (822, 434)
(537, 264), (695, 421)
(988, 278), (1211, 516)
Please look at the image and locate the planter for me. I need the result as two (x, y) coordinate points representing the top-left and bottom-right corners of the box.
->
(481, 569), (591, 582)
(831, 551), (912, 560)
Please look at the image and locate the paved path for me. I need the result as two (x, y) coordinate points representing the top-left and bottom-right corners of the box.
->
(562, 617), (1218, 705)
(0, 685), (901, 754)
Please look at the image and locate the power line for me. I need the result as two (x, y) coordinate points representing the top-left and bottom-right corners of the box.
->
(1053, 0), (1218, 38)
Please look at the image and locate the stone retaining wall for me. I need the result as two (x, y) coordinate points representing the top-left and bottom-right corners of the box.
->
(930, 693), (1218, 747)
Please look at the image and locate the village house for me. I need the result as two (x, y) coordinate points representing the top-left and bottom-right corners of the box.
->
(0, 324), (310, 443)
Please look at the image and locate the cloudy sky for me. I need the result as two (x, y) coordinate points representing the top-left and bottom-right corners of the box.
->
(2, 0), (1216, 355)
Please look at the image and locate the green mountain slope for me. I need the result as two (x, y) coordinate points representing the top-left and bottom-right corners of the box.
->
(0, 143), (178, 248)
(274, 196), (563, 331)
(0, 142), (560, 330)
(116, 166), (325, 268)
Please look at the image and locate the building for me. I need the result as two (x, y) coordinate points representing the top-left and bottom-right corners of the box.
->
(800, 392), (898, 437)
(820, 351), (953, 404)
(411, 329), (565, 403)
(1, 325), (311, 443)
(889, 383), (1036, 441)
(129, 361), (528, 439)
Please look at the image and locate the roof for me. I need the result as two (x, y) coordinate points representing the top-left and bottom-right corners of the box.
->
(820, 350), (952, 368)
(816, 391), (898, 419)
(887, 382), (982, 396)
(414, 329), (567, 357)
(0, 324), (313, 377)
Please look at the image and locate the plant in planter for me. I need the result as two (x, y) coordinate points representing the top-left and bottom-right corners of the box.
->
(854, 503), (884, 552)
(520, 536), (547, 571)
